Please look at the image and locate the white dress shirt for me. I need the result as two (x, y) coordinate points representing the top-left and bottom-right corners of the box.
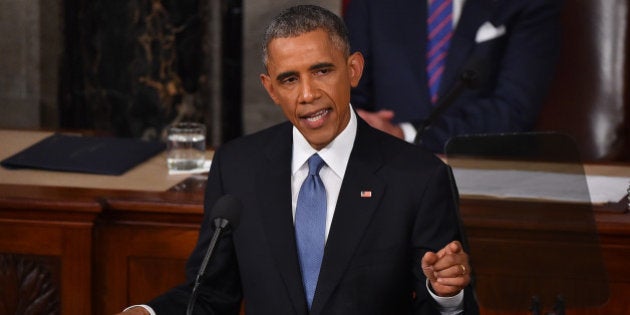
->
(291, 106), (357, 241)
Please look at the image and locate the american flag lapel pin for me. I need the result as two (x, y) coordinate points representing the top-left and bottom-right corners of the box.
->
(360, 190), (372, 198)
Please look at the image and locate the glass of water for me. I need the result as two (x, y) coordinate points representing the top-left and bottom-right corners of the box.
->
(166, 122), (206, 171)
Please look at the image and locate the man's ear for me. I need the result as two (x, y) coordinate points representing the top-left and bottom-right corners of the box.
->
(347, 52), (365, 88)
(260, 73), (280, 105)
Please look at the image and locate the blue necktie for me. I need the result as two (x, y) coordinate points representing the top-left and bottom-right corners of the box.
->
(426, 0), (453, 104)
(295, 154), (327, 309)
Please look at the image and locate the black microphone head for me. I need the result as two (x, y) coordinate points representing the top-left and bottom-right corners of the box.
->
(211, 194), (243, 229)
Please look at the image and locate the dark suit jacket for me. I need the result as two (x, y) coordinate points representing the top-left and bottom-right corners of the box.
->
(344, 0), (562, 153)
(148, 118), (478, 314)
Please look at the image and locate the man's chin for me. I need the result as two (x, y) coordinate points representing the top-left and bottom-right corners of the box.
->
(303, 133), (334, 150)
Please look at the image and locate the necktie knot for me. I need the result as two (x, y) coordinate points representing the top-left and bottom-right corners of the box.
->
(307, 154), (325, 176)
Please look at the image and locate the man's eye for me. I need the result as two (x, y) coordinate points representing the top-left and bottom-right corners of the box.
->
(282, 77), (297, 84)
(315, 68), (330, 75)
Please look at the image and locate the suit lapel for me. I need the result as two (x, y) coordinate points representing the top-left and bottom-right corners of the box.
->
(256, 123), (308, 314)
(440, 0), (496, 96)
(310, 121), (386, 314)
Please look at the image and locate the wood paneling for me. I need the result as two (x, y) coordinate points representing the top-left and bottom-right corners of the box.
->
(0, 186), (98, 315)
(0, 253), (60, 315)
(461, 198), (630, 314)
(0, 176), (629, 314)
(93, 223), (200, 315)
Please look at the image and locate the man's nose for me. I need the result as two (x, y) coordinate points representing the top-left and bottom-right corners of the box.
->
(298, 77), (320, 103)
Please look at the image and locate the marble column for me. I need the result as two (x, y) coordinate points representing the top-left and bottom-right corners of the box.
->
(59, 0), (212, 141)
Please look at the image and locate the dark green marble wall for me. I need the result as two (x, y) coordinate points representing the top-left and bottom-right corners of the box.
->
(59, 0), (242, 143)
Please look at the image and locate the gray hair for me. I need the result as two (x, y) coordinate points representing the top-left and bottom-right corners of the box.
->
(262, 5), (350, 67)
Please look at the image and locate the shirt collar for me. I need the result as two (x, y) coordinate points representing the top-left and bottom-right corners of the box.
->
(292, 105), (357, 177)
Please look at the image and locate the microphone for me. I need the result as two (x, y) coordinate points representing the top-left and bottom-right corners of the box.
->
(414, 58), (484, 145)
(186, 194), (243, 315)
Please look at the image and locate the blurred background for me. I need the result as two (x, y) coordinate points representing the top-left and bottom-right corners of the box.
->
(0, 0), (628, 161)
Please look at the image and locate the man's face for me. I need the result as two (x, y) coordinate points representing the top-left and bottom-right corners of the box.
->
(261, 29), (364, 150)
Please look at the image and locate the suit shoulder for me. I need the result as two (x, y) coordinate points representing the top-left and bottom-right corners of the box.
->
(214, 122), (291, 156)
(369, 125), (447, 169)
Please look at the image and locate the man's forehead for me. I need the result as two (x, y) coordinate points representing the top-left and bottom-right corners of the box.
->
(266, 33), (341, 68)
(271, 30), (324, 44)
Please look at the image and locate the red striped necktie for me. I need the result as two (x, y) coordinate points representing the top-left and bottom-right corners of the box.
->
(426, 0), (453, 104)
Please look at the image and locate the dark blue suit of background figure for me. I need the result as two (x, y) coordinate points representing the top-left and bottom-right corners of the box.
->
(344, 0), (562, 152)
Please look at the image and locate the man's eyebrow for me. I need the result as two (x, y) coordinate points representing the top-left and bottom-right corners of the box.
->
(275, 63), (335, 81)
(276, 71), (298, 82)
(309, 62), (335, 71)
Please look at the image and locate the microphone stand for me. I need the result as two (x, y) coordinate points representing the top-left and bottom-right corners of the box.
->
(186, 217), (230, 315)
(414, 67), (480, 145)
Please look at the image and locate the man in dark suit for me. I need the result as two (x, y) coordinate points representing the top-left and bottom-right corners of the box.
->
(344, 0), (562, 153)
(119, 5), (477, 314)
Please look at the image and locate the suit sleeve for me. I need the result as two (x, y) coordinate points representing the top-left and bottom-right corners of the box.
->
(420, 0), (562, 153)
(410, 163), (479, 314)
(147, 148), (243, 315)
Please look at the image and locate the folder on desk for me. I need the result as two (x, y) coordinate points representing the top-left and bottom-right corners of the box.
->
(1, 133), (165, 175)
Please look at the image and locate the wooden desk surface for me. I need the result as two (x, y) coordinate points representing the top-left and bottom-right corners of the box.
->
(0, 129), (191, 191)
